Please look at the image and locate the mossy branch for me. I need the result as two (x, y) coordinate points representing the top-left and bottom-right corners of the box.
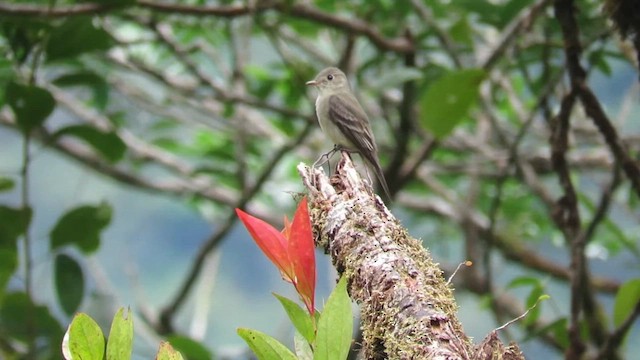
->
(297, 152), (524, 359)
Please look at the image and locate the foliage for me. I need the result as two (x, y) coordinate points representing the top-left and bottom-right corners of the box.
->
(0, 0), (638, 358)
(237, 199), (353, 359)
(237, 197), (316, 315)
(238, 277), (352, 360)
(61, 308), (186, 360)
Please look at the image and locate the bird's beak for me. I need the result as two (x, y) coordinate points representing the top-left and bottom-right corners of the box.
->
(305, 80), (317, 86)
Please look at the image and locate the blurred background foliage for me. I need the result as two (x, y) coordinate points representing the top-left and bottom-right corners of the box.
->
(0, 0), (639, 359)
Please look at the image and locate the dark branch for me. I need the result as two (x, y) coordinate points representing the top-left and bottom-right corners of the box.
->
(0, 0), (413, 53)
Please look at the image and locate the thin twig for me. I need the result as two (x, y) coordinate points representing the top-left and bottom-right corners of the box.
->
(481, 0), (553, 71)
(157, 122), (314, 333)
(0, 1), (414, 53)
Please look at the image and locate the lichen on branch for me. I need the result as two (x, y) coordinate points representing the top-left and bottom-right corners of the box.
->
(297, 152), (523, 359)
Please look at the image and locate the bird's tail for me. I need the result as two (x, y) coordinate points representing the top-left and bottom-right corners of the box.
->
(366, 157), (392, 202)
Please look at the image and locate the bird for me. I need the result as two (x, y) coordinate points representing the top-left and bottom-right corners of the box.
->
(306, 67), (391, 200)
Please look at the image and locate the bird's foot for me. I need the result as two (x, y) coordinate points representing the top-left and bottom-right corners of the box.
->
(313, 145), (340, 168)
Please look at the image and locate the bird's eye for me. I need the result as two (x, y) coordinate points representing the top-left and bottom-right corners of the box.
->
(327, 74), (334, 81)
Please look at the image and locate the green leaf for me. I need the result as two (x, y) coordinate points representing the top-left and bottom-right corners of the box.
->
(0, 18), (51, 65)
(588, 50), (613, 76)
(274, 293), (315, 343)
(156, 341), (185, 360)
(613, 279), (640, 327)
(245, 65), (279, 100)
(419, 68), (486, 139)
(294, 330), (313, 360)
(46, 16), (113, 62)
(6, 81), (55, 133)
(449, 17), (473, 45)
(194, 130), (235, 159)
(0, 58), (15, 106)
(507, 276), (541, 289)
(314, 276), (353, 360)
(151, 137), (187, 153)
(0, 249), (17, 301)
(453, 0), (533, 29)
(271, 116), (297, 137)
(550, 318), (570, 349)
(166, 335), (213, 360)
(106, 307), (134, 360)
(0, 292), (63, 343)
(55, 253), (85, 316)
(87, 0), (135, 5)
(523, 317), (568, 349)
(505, 276), (545, 326)
(65, 313), (105, 360)
(50, 202), (112, 254)
(602, 218), (639, 257)
(315, 0), (337, 11)
(0, 206), (30, 299)
(54, 125), (126, 163)
(523, 285), (544, 326)
(237, 328), (297, 360)
(53, 71), (109, 110)
(0, 205), (31, 248)
(0, 177), (15, 192)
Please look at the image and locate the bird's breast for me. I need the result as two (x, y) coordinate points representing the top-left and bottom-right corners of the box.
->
(315, 95), (352, 148)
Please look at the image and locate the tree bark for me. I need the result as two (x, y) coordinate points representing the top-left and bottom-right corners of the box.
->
(297, 152), (524, 360)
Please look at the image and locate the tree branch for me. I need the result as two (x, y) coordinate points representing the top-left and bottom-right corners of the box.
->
(481, 0), (553, 71)
(398, 178), (620, 295)
(157, 122), (314, 333)
(0, 111), (237, 204)
(0, 1), (413, 53)
(298, 152), (523, 359)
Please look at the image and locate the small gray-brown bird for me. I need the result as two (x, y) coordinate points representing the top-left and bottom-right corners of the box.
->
(306, 67), (391, 200)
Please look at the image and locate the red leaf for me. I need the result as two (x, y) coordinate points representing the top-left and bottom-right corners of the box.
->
(236, 199), (317, 316)
(282, 215), (291, 239)
(236, 208), (294, 282)
(288, 197), (316, 314)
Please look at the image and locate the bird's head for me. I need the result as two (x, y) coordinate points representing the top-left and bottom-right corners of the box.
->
(306, 67), (350, 93)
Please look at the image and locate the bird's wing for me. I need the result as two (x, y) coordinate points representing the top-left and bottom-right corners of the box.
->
(328, 94), (391, 199)
(328, 94), (376, 154)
